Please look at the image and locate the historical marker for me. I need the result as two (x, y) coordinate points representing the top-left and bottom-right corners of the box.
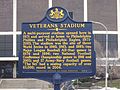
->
(19, 7), (96, 90)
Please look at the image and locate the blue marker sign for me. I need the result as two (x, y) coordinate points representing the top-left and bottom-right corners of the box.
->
(19, 7), (96, 88)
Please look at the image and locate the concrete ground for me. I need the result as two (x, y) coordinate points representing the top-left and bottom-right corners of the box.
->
(0, 79), (52, 89)
(1, 79), (120, 90)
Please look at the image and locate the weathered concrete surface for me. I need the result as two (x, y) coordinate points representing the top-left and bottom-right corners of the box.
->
(0, 79), (52, 89)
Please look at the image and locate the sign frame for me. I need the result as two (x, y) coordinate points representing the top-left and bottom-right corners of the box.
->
(19, 7), (96, 84)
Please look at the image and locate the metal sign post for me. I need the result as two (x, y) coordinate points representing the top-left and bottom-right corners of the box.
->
(53, 73), (61, 90)
(19, 7), (96, 90)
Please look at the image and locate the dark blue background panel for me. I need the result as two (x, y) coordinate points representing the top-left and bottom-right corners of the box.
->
(19, 7), (96, 83)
